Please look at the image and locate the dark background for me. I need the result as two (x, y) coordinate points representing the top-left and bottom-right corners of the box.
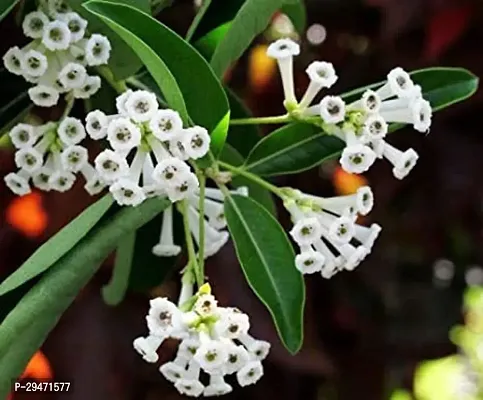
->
(1, 0), (483, 398)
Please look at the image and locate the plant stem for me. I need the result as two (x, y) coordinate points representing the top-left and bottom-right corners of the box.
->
(217, 161), (285, 198)
(97, 65), (128, 94)
(61, 93), (75, 120)
(230, 114), (291, 126)
(179, 199), (203, 288)
(196, 170), (206, 280)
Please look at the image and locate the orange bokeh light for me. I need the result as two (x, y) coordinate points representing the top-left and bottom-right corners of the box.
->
(248, 44), (277, 93)
(332, 166), (368, 195)
(6, 192), (48, 238)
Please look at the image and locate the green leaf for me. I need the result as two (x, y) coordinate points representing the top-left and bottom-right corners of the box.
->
(69, 0), (150, 80)
(210, 0), (295, 77)
(220, 144), (276, 216)
(0, 0), (20, 21)
(0, 195), (114, 296)
(85, 1), (230, 156)
(244, 67), (479, 177)
(281, 0), (306, 34)
(224, 194), (304, 353)
(102, 232), (136, 306)
(185, 0), (213, 42)
(0, 197), (170, 390)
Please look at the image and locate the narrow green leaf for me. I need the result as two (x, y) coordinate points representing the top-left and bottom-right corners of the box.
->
(220, 144), (276, 216)
(185, 0), (213, 42)
(85, 1), (230, 156)
(244, 67), (479, 177)
(0, 195), (114, 296)
(0, 197), (171, 386)
(210, 0), (288, 77)
(69, 0), (150, 80)
(281, 0), (306, 34)
(224, 194), (304, 353)
(102, 232), (136, 306)
(0, 0), (19, 21)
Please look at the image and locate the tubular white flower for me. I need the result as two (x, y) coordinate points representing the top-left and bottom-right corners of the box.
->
(147, 135), (171, 163)
(367, 138), (384, 159)
(152, 205), (182, 257)
(348, 90), (381, 114)
(142, 154), (164, 198)
(124, 90), (158, 122)
(266, 38), (300, 104)
(160, 361), (186, 383)
(238, 334), (271, 361)
(203, 186), (248, 201)
(354, 223), (381, 250)
(223, 343), (250, 375)
(295, 248), (325, 274)
(381, 141), (419, 179)
(47, 0), (69, 17)
(22, 11), (49, 39)
(203, 374), (233, 397)
(9, 123), (37, 149)
(178, 279), (194, 307)
(380, 98), (432, 133)
(313, 186), (374, 216)
(362, 114), (388, 141)
(32, 156), (54, 191)
(236, 360), (264, 387)
(149, 109), (183, 141)
(289, 217), (323, 246)
(317, 213), (355, 244)
(334, 242), (368, 271)
(298, 61), (337, 109)
(109, 178), (146, 206)
(85, 109), (109, 139)
(313, 239), (344, 278)
(59, 12), (87, 42)
(318, 96), (346, 124)
(178, 337), (201, 360)
(14, 147), (44, 174)
(133, 335), (163, 363)
(107, 117), (142, 152)
(181, 126), (211, 160)
(94, 149), (130, 183)
(85, 34), (111, 66)
(3, 46), (24, 76)
(42, 20), (71, 51)
(204, 231), (230, 258)
(115, 89), (133, 115)
(21, 50), (48, 77)
(194, 294), (218, 317)
(81, 163), (105, 195)
(168, 139), (190, 161)
(376, 67), (415, 100)
(58, 62), (87, 89)
(174, 377), (205, 397)
(340, 143), (376, 174)
(60, 145), (88, 172)
(58, 117), (86, 145)
(146, 297), (182, 337)
(73, 75), (101, 99)
(28, 85), (60, 107)
(190, 195), (226, 229)
(215, 308), (250, 339)
(187, 206), (228, 258)
(49, 170), (76, 192)
(4, 170), (31, 196)
(69, 41), (87, 65)
(194, 335), (229, 374)
(152, 157), (191, 187)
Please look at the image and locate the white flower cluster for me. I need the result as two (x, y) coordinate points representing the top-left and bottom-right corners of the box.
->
(4, 119), (104, 196)
(283, 186), (381, 278)
(267, 38), (433, 180)
(133, 284), (270, 397)
(2, 0), (111, 107)
(152, 186), (248, 259)
(91, 90), (211, 207)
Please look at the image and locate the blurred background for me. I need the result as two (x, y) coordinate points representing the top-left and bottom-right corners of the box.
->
(1, 0), (483, 398)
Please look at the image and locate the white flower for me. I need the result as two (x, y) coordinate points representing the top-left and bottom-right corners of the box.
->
(94, 149), (130, 183)
(85, 34), (111, 66)
(42, 20), (71, 51)
(377, 67), (415, 100)
(189, 195), (226, 229)
(266, 38), (300, 104)
(106, 117), (142, 152)
(4, 170), (31, 196)
(317, 213), (355, 244)
(32, 165), (53, 191)
(60, 145), (88, 172)
(69, 42), (87, 65)
(315, 186), (374, 216)
(168, 139), (190, 161)
(109, 178), (145, 207)
(149, 109), (183, 141)
(146, 297), (182, 337)
(318, 96), (346, 124)
(14, 147), (43, 174)
(22, 11), (49, 39)
(80, 163), (106, 195)
(215, 308), (250, 339)
(335, 242), (368, 271)
(85, 110), (109, 139)
(152, 205), (182, 257)
(177, 337), (201, 360)
(223, 343), (250, 374)
(236, 360), (264, 387)
(133, 335), (163, 363)
(348, 90), (381, 114)
(299, 61), (337, 109)
(152, 157), (191, 187)
(9, 123), (38, 149)
(48, 170), (76, 192)
(381, 141), (419, 179)
(238, 333), (271, 361)
(59, 12), (87, 42)
(295, 249), (325, 274)
(174, 378), (205, 397)
(58, 117), (86, 145)
(203, 374), (233, 397)
(354, 223), (381, 250)
(194, 294), (218, 317)
(73, 75), (101, 99)
(115, 89), (133, 115)
(124, 90), (158, 122)
(204, 186), (248, 201)
(193, 336), (229, 374)
(289, 217), (322, 246)
(380, 98), (432, 133)
(142, 155), (165, 198)
(339, 143), (376, 174)
(21, 50), (48, 77)
(58, 62), (87, 89)
(28, 85), (59, 107)
(3, 46), (24, 75)
(362, 114), (388, 141)
(181, 126), (211, 160)
(46, 0), (69, 17)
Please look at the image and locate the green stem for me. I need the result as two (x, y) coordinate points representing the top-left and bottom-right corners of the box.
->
(61, 93), (75, 120)
(179, 199), (203, 288)
(230, 114), (291, 126)
(196, 170), (206, 279)
(217, 161), (285, 198)
(97, 65), (128, 94)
